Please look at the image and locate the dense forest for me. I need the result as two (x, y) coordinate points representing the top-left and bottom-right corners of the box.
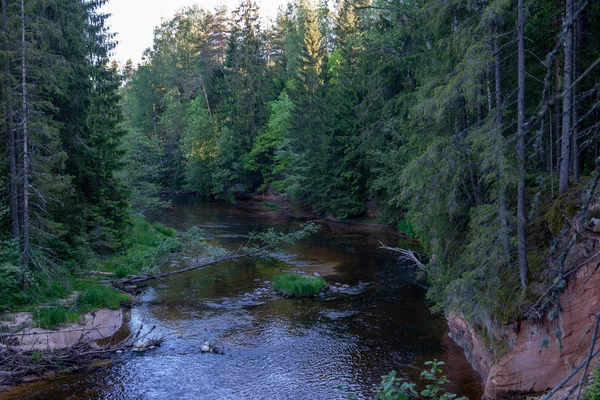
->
(1, 0), (600, 349)
(120, 0), (600, 337)
(0, 0), (128, 295)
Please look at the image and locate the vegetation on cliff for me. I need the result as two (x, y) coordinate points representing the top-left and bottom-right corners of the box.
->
(118, 0), (600, 343)
(0, 0), (599, 384)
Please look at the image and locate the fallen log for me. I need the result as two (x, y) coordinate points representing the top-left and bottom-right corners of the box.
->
(112, 244), (277, 291)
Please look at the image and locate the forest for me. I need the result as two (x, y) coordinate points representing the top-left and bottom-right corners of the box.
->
(1, 0), (600, 363)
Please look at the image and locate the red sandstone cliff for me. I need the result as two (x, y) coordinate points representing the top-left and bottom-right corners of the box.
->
(448, 236), (600, 398)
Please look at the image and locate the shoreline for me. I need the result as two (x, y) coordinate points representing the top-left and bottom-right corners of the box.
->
(0, 308), (127, 394)
(160, 190), (415, 239)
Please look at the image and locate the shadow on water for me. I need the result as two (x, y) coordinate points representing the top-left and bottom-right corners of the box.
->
(5, 195), (484, 400)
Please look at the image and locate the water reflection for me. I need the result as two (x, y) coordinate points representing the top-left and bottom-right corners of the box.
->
(4, 195), (483, 399)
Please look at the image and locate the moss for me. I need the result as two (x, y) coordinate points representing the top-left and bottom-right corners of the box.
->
(273, 274), (326, 297)
(544, 189), (582, 235)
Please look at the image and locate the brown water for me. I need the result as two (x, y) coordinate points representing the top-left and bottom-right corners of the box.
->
(4, 195), (483, 399)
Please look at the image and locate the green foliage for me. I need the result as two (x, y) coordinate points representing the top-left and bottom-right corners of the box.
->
(0, 240), (27, 311)
(397, 218), (415, 238)
(340, 360), (466, 400)
(245, 91), (293, 191)
(419, 360), (467, 400)
(119, 129), (171, 214)
(34, 307), (82, 330)
(0, 262), (28, 311)
(100, 216), (180, 277)
(371, 370), (416, 400)
(181, 98), (217, 194)
(30, 351), (42, 363)
(584, 368), (600, 400)
(76, 284), (130, 311)
(272, 273), (326, 297)
(252, 222), (320, 246)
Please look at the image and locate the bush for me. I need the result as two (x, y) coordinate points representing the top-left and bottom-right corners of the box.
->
(584, 368), (600, 400)
(101, 216), (180, 276)
(340, 360), (466, 400)
(273, 274), (326, 297)
(76, 283), (130, 311)
(0, 262), (27, 311)
(34, 307), (81, 329)
(397, 217), (415, 238)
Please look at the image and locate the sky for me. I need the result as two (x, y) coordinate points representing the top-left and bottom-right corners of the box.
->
(100, 0), (288, 65)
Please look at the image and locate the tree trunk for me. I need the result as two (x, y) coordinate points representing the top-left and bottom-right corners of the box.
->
(517, 0), (529, 290)
(494, 31), (511, 267)
(20, 0), (30, 287)
(559, 0), (574, 193)
(2, 0), (19, 241)
(197, 72), (212, 118)
(572, 0), (585, 184)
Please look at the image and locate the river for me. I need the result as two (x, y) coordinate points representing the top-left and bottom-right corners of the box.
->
(6, 195), (483, 399)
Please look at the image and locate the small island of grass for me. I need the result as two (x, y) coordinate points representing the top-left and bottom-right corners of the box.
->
(273, 274), (326, 298)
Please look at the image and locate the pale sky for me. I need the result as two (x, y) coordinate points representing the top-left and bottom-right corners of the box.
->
(100, 0), (288, 65)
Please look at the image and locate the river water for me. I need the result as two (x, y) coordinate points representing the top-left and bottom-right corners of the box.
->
(6, 195), (483, 399)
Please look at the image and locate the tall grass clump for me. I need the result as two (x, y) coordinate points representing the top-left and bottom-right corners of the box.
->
(273, 274), (326, 297)
(76, 283), (130, 311)
(35, 307), (82, 329)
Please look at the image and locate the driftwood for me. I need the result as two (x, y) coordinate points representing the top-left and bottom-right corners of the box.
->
(77, 270), (116, 277)
(112, 244), (277, 291)
(0, 323), (162, 387)
(378, 241), (427, 270)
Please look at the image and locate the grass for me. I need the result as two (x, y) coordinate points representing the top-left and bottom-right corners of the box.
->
(34, 306), (82, 329)
(99, 216), (179, 278)
(76, 283), (130, 312)
(273, 274), (326, 297)
(31, 284), (130, 329)
(0, 215), (168, 329)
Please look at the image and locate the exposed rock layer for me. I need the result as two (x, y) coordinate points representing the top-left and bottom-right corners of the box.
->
(448, 239), (600, 398)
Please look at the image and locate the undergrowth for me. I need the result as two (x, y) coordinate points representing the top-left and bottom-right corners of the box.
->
(0, 215), (173, 329)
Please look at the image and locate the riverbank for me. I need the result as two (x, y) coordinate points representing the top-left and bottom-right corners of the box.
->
(446, 197), (600, 398)
(240, 192), (416, 239)
(0, 216), (179, 392)
(160, 190), (413, 237)
(7, 195), (483, 399)
(0, 308), (126, 393)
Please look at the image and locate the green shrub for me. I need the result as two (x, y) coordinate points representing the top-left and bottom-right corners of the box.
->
(584, 368), (600, 400)
(340, 360), (466, 400)
(397, 217), (416, 238)
(76, 284), (130, 311)
(34, 307), (81, 329)
(273, 274), (326, 297)
(101, 216), (180, 275)
(0, 262), (28, 311)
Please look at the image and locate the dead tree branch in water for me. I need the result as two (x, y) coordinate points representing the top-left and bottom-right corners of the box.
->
(378, 241), (427, 270)
(0, 324), (162, 386)
(112, 222), (319, 292)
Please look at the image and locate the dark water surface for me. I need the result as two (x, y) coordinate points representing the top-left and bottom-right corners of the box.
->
(5, 196), (483, 399)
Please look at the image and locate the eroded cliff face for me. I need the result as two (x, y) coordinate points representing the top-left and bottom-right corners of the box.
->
(448, 236), (600, 398)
